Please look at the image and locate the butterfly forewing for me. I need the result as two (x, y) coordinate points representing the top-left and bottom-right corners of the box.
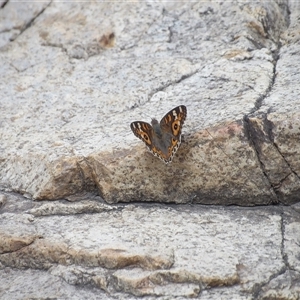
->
(130, 122), (154, 147)
(160, 105), (187, 137)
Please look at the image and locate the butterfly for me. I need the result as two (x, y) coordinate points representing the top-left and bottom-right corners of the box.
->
(130, 105), (187, 164)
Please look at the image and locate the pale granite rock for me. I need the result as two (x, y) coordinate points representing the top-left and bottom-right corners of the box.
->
(0, 193), (6, 209)
(0, 1), (51, 48)
(0, 192), (300, 299)
(0, 1), (299, 205)
(258, 270), (300, 299)
(1, 1), (300, 299)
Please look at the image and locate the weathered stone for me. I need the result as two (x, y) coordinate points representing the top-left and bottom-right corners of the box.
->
(0, 193), (6, 209)
(89, 121), (276, 204)
(259, 270), (300, 300)
(49, 264), (109, 292)
(246, 0), (300, 204)
(0, 267), (118, 300)
(0, 1), (299, 204)
(1, 1), (300, 299)
(284, 220), (300, 273)
(0, 1), (51, 48)
(111, 268), (201, 297)
(0, 232), (39, 254)
(1, 199), (295, 298)
(27, 199), (116, 216)
(0, 236), (174, 271)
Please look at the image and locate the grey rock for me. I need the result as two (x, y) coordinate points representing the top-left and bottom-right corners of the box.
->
(0, 193), (6, 209)
(1, 1), (300, 299)
(0, 1), (299, 204)
(2, 192), (300, 299)
(259, 270), (300, 299)
(0, 1), (51, 48)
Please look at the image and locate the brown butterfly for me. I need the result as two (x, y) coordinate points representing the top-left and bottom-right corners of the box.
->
(130, 105), (187, 164)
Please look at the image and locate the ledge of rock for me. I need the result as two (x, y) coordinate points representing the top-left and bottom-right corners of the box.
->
(2, 194), (299, 299)
(1, 1), (300, 205)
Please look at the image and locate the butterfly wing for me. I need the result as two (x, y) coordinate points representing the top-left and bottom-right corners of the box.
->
(160, 105), (187, 136)
(130, 121), (154, 150)
(159, 105), (187, 163)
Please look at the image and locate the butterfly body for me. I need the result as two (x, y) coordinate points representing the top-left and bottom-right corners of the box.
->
(130, 105), (187, 164)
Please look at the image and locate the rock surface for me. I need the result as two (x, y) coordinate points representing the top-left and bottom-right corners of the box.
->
(1, 192), (300, 299)
(1, 1), (300, 299)
(0, 1), (299, 205)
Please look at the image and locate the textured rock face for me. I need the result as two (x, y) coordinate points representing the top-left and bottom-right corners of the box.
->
(0, 1), (299, 205)
(1, 1), (300, 299)
(1, 193), (300, 299)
